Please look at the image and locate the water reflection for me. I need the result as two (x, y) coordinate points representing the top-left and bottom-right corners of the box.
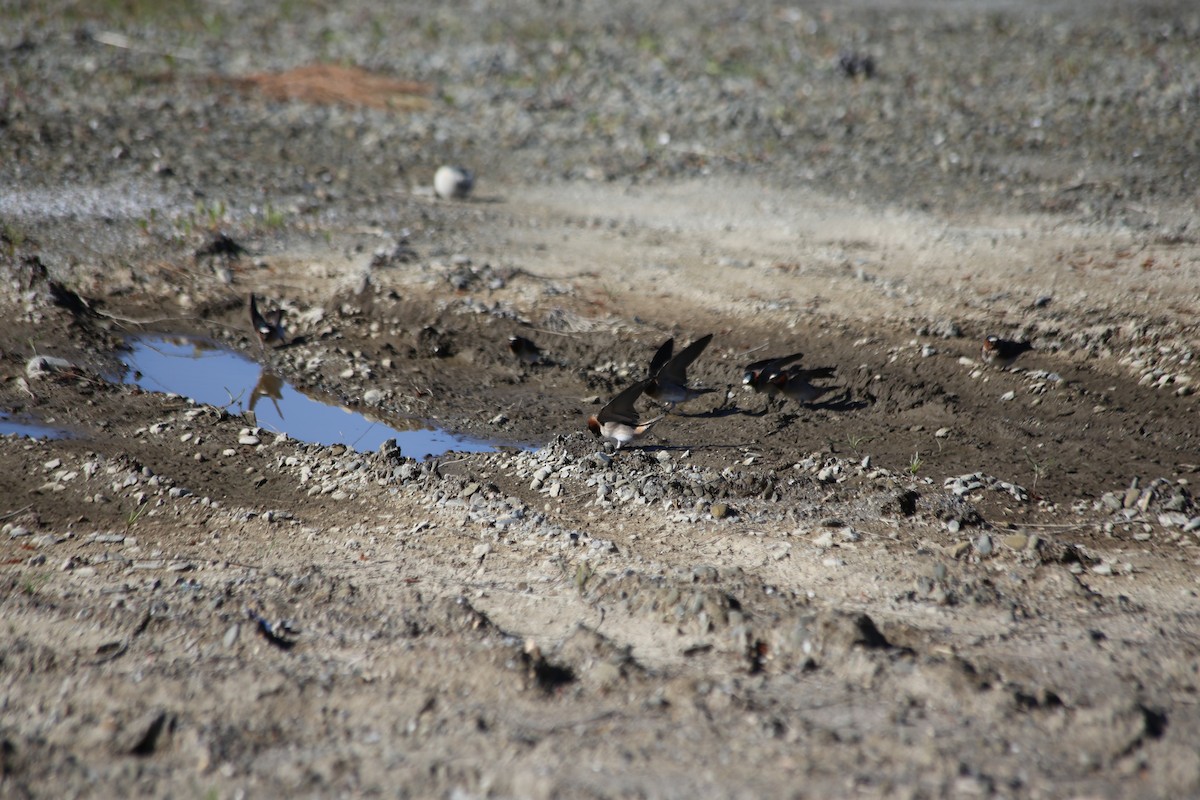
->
(121, 335), (521, 458)
(249, 371), (285, 418)
(0, 410), (71, 440)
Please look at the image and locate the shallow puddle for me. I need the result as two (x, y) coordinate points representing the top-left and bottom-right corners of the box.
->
(120, 335), (522, 458)
(0, 410), (72, 440)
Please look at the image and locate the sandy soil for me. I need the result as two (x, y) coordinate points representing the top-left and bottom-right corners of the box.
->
(2, 1), (1200, 798)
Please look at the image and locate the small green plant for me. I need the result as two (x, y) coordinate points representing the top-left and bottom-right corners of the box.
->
(907, 450), (924, 477)
(200, 10), (228, 38)
(197, 198), (227, 228)
(636, 32), (661, 55)
(125, 501), (149, 531)
(846, 432), (872, 454)
(2, 221), (27, 253)
(260, 203), (287, 230)
(22, 572), (53, 595)
(1025, 451), (1052, 490)
(140, 208), (159, 231)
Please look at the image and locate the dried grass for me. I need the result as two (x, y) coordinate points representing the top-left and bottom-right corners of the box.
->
(227, 63), (432, 111)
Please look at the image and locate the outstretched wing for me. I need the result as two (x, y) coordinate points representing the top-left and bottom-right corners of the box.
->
(649, 338), (674, 378)
(758, 351), (805, 383)
(599, 380), (648, 426)
(781, 364), (835, 382)
(658, 333), (713, 384)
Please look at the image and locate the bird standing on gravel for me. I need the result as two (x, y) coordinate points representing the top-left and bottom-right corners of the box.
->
(249, 294), (286, 348)
(588, 380), (663, 449)
(645, 333), (715, 411)
(981, 335), (1033, 368)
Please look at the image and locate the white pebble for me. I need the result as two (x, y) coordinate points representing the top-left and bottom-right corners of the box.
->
(434, 165), (474, 200)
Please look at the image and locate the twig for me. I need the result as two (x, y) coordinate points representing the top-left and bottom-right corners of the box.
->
(734, 343), (771, 359)
(0, 505), (33, 523)
(92, 309), (200, 327)
(91, 30), (200, 61)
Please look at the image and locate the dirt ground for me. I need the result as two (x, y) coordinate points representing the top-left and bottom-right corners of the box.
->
(3, 1), (1200, 798)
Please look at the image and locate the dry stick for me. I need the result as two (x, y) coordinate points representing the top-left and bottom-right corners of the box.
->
(734, 342), (771, 359)
(0, 505), (33, 522)
(92, 30), (200, 61)
(92, 309), (201, 328)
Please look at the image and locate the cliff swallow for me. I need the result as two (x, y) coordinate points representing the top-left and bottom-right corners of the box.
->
(587, 380), (663, 449)
(645, 333), (715, 411)
(249, 294), (286, 347)
(769, 368), (837, 406)
(508, 335), (544, 365)
(434, 165), (475, 200)
(981, 335), (1033, 368)
(742, 352), (805, 394)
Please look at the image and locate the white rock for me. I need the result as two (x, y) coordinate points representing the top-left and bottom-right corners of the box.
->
(434, 165), (475, 200)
